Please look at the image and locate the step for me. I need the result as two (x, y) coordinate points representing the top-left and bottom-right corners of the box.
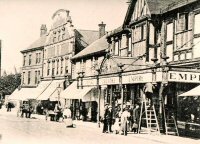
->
(166, 132), (177, 135)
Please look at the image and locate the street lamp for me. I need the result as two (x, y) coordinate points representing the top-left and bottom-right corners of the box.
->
(57, 84), (62, 104)
(117, 63), (125, 112)
(96, 68), (101, 128)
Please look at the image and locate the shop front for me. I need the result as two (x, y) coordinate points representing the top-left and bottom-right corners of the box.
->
(97, 70), (160, 120)
(164, 69), (200, 137)
(60, 80), (99, 122)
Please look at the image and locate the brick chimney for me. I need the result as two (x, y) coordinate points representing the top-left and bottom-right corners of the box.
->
(40, 24), (47, 37)
(98, 22), (106, 38)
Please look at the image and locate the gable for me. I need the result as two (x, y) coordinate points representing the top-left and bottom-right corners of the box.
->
(131, 0), (151, 21)
(52, 9), (71, 29)
(123, 0), (178, 26)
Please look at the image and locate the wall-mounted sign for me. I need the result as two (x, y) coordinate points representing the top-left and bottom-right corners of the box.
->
(122, 73), (153, 84)
(99, 76), (119, 85)
(82, 79), (97, 86)
(168, 71), (200, 83)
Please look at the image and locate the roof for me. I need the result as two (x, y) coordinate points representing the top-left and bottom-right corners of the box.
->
(146, 0), (177, 14)
(72, 35), (108, 60)
(76, 29), (99, 46)
(161, 0), (199, 13)
(21, 35), (46, 52)
(123, 0), (177, 26)
(107, 26), (124, 37)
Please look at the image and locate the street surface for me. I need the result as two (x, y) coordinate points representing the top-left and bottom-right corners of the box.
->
(0, 107), (199, 144)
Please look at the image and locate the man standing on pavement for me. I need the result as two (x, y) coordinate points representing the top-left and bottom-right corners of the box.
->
(102, 103), (109, 133)
(132, 104), (140, 133)
(121, 106), (130, 136)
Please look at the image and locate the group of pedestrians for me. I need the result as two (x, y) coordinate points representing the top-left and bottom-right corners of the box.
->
(20, 103), (34, 118)
(45, 103), (73, 127)
(102, 103), (140, 136)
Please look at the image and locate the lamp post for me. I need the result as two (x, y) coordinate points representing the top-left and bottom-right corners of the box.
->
(117, 63), (124, 112)
(57, 84), (62, 104)
(159, 56), (169, 131)
(96, 68), (101, 128)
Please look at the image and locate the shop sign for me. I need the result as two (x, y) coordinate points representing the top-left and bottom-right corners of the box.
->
(99, 76), (119, 85)
(168, 71), (200, 83)
(83, 79), (97, 86)
(122, 73), (153, 84)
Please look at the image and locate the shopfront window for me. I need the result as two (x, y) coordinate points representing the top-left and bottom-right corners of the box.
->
(178, 97), (200, 124)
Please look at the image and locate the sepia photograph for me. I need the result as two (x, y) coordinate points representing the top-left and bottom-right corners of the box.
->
(0, 0), (200, 144)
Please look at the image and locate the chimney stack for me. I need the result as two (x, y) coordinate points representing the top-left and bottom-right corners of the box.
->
(98, 22), (106, 38)
(40, 24), (47, 37)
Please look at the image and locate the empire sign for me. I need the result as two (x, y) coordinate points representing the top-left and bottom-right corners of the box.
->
(168, 71), (200, 83)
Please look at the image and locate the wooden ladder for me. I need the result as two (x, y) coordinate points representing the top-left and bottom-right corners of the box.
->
(138, 100), (160, 135)
(164, 107), (179, 136)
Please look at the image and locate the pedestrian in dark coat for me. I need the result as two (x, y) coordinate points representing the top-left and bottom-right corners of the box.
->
(106, 105), (113, 133)
(102, 103), (109, 133)
(132, 104), (140, 133)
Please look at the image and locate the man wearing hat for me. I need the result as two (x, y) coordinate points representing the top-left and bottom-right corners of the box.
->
(102, 103), (109, 133)
(106, 105), (113, 133)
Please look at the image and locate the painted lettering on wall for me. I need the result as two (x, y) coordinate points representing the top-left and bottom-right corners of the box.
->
(122, 73), (152, 84)
(168, 71), (200, 83)
(99, 77), (119, 85)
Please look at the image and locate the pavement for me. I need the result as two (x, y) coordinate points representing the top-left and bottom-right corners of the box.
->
(0, 106), (199, 144)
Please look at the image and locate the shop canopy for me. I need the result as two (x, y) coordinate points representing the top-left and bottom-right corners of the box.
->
(8, 88), (38, 101)
(37, 79), (64, 100)
(8, 80), (53, 101)
(179, 85), (200, 97)
(60, 81), (97, 102)
(8, 88), (21, 100)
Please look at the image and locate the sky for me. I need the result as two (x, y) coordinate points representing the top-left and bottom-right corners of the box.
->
(0, 0), (128, 74)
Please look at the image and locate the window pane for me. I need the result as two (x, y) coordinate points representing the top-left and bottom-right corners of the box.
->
(193, 37), (200, 58)
(166, 44), (173, 62)
(194, 13), (200, 34)
(167, 23), (173, 41)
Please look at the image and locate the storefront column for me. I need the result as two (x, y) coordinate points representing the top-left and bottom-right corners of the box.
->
(110, 85), (113, 105)
(159, 56), (169, 132)
(118, 64), (124, 112)
(96, 68), (101, 128)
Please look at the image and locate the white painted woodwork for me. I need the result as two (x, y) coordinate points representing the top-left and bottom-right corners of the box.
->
(132, 0), (150, 21)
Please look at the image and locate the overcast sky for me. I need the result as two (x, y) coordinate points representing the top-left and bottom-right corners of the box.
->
(0, 0), (128, 74)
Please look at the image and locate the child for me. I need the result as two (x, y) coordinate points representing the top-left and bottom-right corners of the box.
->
(132, 120), (138, 133)
(112, 117), (120, 134)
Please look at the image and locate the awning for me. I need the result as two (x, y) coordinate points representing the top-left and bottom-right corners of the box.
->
(8, 81), (52, 101)
(34, 80), (52, 96)
(8, 88), (38, 100)
(37, 79), (64, 100)
(60, 81), (97, 102)
(8, 88), (21, 100)
(179, 85), (200, 97)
